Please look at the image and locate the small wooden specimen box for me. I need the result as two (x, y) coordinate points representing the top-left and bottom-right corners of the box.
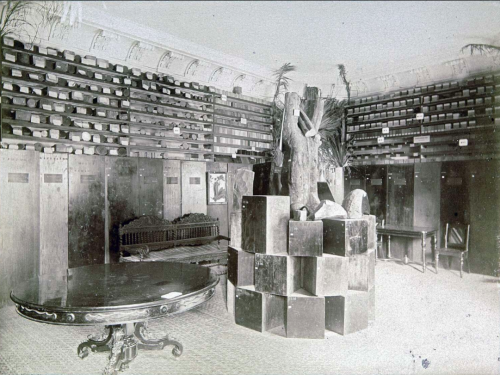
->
(254, 253), (300, 296)
(325, 291), (369, 335)
(288, 220), (323, 257)
(323, 218), (368, 256)
(242, 195), (290, 254)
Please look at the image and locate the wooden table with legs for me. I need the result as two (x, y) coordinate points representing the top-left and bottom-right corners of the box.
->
(10, 262), (218, 375)
(377, 225), (438, 273)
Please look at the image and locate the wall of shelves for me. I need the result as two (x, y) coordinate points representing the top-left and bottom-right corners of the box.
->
(0, 37), (274, 164)
(345, 72), (500, 165)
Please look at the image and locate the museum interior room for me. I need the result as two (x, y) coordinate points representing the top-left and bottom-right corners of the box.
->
(0, 1), (498, 375)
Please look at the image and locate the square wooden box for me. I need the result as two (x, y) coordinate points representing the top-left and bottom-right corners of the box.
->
(288, 220), (323, 257)
(323, 218), (368, 256)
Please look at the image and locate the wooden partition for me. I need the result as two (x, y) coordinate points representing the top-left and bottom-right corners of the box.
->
(412, 163), (441, 263)
(344, 166), (366, 196)
(365, 165), (387, 224)
(0, 150), (40, 306)
(386, 165), (415, 260)
(39, 154), (68, 275)
(138, 158), (163, 218)
(163, 160), (182, 221)
(467, 160), (499, 275)
(106, 157), (139, 263)
(181, 161), (207, 215)
(68, 155), (105, 269)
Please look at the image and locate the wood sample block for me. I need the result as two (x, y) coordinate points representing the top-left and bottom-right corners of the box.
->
(255, 253), (300, 296)
(227, 279), (236, 319)
(325, 291), (369, 335)
(285, 290), (325, 339)
(363, 214), (377, 250)
(342, 189), (370, 219)
(229, 211), (242, 248)
(235, 286), (285, 333)
(348, 248), (376, 292)
(242, 195), (290, 254)
(368, 286), (375, 323)
(322, 218), (368, 256)
(288, 220), (323, 257)
(227, 246), (254, 287)
(301, 254), (348, 296)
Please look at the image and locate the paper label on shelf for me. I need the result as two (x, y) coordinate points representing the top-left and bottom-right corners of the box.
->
(241, 118), (247, 124)
(232, 153), (237, 158)
(221, 95), (227, 101)
(459, 139), (468, 146)
(382, 127), (389, 134)
(416, 113), (424, 120)
(251, 146), (256, 151)
(377, 136), (384, 144)
(173, 127), (181, 135)
(161, 292), (183, 299)
(414, 135), (430, 143)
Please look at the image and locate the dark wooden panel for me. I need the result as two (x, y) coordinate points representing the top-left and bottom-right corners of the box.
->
(322, 218), (368, 256)
(288, 220), (323, 257)
(255, 254), (300, 296)
(344, 166), (366, 195)
(252, 162), (273, 196)
(412, 163), (441, 262)
(106, 157), (139, 263)
(325, 291), (369, 336)
(467, 160), (500, 275)
(285, 292), (325, 339)
(207, 162), (228, 237)
(348, 249), (376, 292)
(365, 165), (387, 224)
(227, 246), (254, 286)
(0, 150), (40, 307)
(242, 196), (290, 255)
(138, 158), (163, 218)
(68, 154), (105, 269)
(181, 161), (207, 215)
(235, 286), (264, 332)
(386, 164), (414, 260)
(301, 254), (348, 296)
(163, 159), (182, 221)
(40, 154), (68, 275)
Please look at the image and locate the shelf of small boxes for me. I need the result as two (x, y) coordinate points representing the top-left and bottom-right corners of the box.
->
(126, 69), (216, 161)
(212, 89), (274, 163)
(0, 38), (131, 156)
(345, 72), (500, 164)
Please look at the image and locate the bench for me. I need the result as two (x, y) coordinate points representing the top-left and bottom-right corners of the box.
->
(119, 215), (229, 263)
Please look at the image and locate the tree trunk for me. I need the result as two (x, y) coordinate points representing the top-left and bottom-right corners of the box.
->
(282, 90), (324, 211)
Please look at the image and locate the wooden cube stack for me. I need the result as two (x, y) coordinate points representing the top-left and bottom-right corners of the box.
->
(228, 192), (376, 338)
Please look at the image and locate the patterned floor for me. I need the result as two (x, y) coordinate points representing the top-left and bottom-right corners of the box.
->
(1, 261), (499, 375)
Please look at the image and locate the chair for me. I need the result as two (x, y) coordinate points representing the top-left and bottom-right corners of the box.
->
(435, 223), (470, 278)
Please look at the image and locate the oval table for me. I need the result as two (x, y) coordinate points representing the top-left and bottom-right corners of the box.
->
(10, 262), (219, 375)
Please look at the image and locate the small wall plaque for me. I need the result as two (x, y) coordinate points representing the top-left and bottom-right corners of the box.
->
(166, 177), (178, 184)
(8, 173), (29, 183)
(44, 174), (63, 183)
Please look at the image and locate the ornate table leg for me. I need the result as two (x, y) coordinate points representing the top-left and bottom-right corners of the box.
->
(387, 235), (391, 259)
(422, 234), (427, 273)
(78, 326), (113, 359)
(433, 234), (438, 273)
(135, 322), (183, 357)
(79, 322), (182, 375)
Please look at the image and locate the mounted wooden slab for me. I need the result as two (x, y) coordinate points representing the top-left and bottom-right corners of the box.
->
(242, 195), (290, 254)
(181, 161), (207, 215)
(0, 150), (39, 307)
(163, 159), (182, 221)
(40, 154), (68, 275)
(68, 154), (105, 269)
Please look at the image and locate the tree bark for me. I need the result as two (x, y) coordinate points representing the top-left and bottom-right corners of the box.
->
(282, 89), (324, 211)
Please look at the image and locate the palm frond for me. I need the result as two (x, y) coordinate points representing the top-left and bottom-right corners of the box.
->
(461, 43), (500, 55)
(272, 63), (296, 107)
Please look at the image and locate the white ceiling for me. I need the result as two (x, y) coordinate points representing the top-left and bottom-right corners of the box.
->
(86, 1), (500, 93)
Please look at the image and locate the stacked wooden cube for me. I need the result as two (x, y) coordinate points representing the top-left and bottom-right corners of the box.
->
(227, 194), (376, 339)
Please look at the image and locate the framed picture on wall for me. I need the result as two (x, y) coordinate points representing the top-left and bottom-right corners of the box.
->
(207, 172), (227, 205)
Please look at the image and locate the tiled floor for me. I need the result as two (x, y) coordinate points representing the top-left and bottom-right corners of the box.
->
(0, 261), (498, 375)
